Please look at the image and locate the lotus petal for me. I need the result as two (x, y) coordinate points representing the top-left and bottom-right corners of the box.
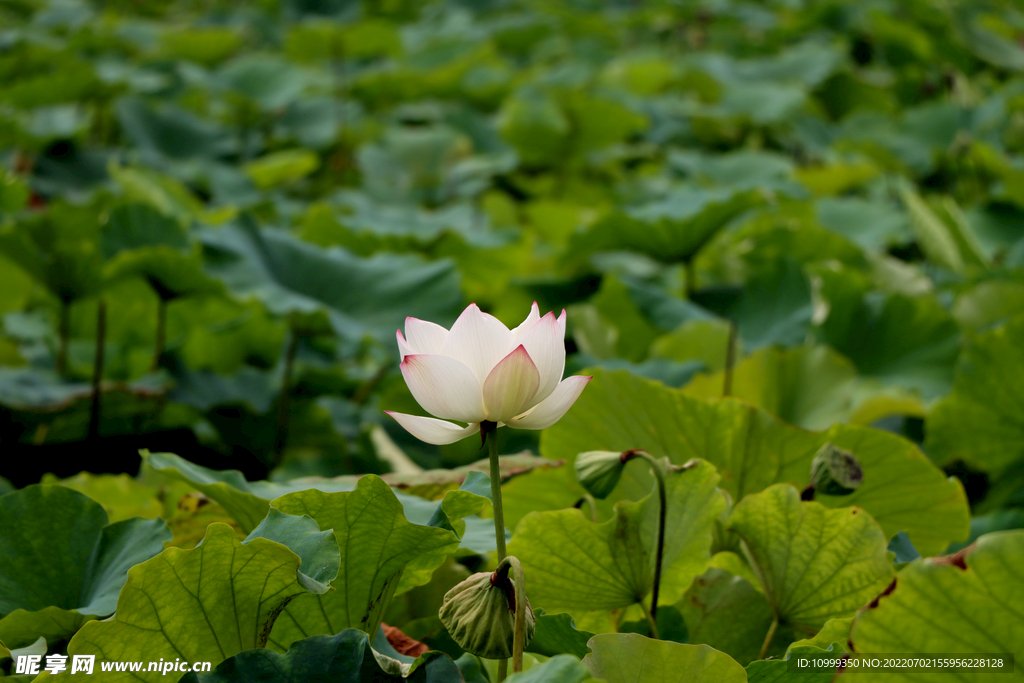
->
(440, 304), (513, 382)
(507, 375), (592, 430)
(511, 301), (541, 339)
(401, 354), (486, 423)
(404, 317), (448, 355)
(385, 412), (481, 445)
(483, 345), (541, 422)
(515, 311), (565, 404)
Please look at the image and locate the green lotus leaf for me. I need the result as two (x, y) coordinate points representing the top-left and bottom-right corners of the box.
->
(217, 54), (307, 111)
(142, 451), (491, 545)
(850, 529), (1024, 682)
(927, 314), (1024, 476)
(815, 196), (910, 251)
(527, 610), (595, 659)
(507, 459), (724, 621)
(47, 516), (338, 682)
(199, 220), (463, 344)
(680, 567), (796, 665)
(115, 97), (235, 162)
(681, 345), (924, 430)
(815, 270), (959, 398)
(541, 368), (968, 556)
(745, 643), (844, 683)
(0, 201), (105, 302)
(142, 451), (273, 533)
(108, 165), (237, 227)
(567, 187), (762, 264)
(244, 149), (319, 190)
(40, 472), (164, 523)
(649, 318), (735, 373)
(266, 476), (462, 651)
(502, 503), (647, 629)
(729, 484), (895, 636)
(582, 633), (747, 683)
(0, 485), (170, 650)
(701, 259), (815, 350)
(505, 654), (597, 683)
(243, 509), (340, 594)
(787, 618), (851, 653)
(179, 629), (461, 683)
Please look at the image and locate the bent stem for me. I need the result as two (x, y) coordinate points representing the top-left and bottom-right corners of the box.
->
(573, 493), (599, 523)
(496, 556), (528, 674)
(759, 614), (779, 660)
(623, 449), (667, 623)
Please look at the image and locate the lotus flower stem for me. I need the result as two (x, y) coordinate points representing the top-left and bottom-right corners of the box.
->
(623, 450), (667, 625)
(487, 422), (511, 681)
(485, 421), (507, 562)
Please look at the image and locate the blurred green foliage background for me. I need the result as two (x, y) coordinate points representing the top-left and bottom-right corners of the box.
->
(0, 0), (1023, 523)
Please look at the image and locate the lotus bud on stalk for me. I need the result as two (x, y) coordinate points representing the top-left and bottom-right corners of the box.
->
(802, 443), (863, 500)
(438, 558), (535, 661)
(572, 448), (669, 636)
(575, 450), (629, 499)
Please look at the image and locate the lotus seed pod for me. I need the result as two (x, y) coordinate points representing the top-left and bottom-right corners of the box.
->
(438, 571), (535, 659)
(809, 443), (863, 496)
(575, 450), (627, 499)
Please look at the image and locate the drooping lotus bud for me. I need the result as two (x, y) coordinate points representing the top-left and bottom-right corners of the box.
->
(438, 570), (535, 659)
(807, 443), (863, 497)
(574, 450), (629, 499)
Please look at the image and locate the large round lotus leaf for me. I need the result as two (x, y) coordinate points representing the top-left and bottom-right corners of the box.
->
(507, 459), (724, 626)
(0, 485), (170, 650)
(728, 484), (895, 634)
(583, 633), (747, 683)
(47, 514), (339, 682)
(927, 314), (1024, 476)
(850, 530), (1024, 682)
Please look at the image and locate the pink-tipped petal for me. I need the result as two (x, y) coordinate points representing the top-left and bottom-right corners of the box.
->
(482, 345), (541, 422)
(401, 354), (486, 423)
(404, 317), (448, 355)
(515, 311), (565, 404)
(557, 309), (566, 338)
(397, 330), (413, 360)
(506, 375), (591, 430)
(385, 412), (480, 445)
(440, 304), (513, 382)
(511, 301), (541, 339)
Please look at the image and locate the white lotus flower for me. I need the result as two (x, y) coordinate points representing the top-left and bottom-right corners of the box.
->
(386, 303), (591, 445)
